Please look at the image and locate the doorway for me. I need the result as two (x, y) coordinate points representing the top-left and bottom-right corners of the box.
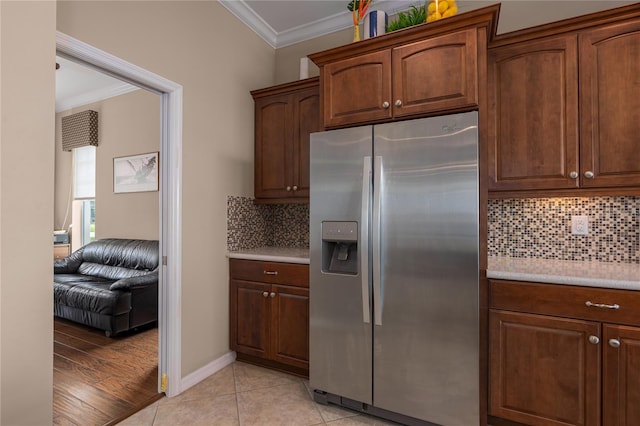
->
(55, 31), (183, 400)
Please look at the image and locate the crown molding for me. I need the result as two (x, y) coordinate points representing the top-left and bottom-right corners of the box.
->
(219, 0), (278, 48)
(220, 0), (417, 49)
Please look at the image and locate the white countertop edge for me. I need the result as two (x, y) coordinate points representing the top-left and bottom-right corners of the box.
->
(227, 252), (310, 265)
(487, 270), (640, 291)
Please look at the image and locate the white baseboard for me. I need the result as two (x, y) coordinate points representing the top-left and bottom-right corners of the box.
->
(178, 351), (237, 394)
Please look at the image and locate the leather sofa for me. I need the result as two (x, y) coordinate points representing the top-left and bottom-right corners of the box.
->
(54, 238), (159, 337)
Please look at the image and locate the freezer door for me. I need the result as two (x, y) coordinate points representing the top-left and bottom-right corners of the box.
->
(309, 126), (374, 404)
(372, 112), (479, 425)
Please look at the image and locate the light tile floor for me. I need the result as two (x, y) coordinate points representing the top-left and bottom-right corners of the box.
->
(118, 361), (398, 426)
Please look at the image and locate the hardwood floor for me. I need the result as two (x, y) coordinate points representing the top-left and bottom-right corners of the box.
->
(53, 318), (161, 426)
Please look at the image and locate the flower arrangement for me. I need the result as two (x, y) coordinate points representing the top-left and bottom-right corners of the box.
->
(348, 0), (373, 41)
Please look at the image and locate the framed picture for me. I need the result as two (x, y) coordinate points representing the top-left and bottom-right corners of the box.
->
(113, 152), (159, 193)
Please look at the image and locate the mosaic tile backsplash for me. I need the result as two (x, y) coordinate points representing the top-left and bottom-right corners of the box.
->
(227, 196), (309, 251)
(488, 196), (640, 264)
(229, 195), (639, 263)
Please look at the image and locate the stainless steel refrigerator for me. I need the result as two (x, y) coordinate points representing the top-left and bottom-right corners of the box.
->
(309, 111), (479, 426)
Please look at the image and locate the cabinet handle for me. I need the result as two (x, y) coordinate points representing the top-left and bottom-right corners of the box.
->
(292, 185), (298, 191)
(585, 301), (619, 310)
(262, 291), (269, 298)
(395, 99), (402, 107)
(584, 171), (595, 179)
(569, 171), (578, 179)
(382, 101), (390, 109)
(588, 335), (600, 345)
(270, 292), (276, 298)
(609, 339), (621, 348)
(263, 270), (278, 276)
(286, 186), (292, 191)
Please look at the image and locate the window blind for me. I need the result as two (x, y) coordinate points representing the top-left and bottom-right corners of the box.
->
(62, 110), (98, 151)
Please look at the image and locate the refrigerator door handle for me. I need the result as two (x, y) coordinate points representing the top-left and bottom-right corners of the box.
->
(373, 156), (383, 326)
(360, 156), (371, 324)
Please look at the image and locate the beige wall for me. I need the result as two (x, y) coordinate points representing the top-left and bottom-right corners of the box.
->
(275, 28), (351, 84)
(57, 0), (275, 377)
(0, 1), (56, 424)
(3, 1), (635, 423)
(55, 89), (160, 242)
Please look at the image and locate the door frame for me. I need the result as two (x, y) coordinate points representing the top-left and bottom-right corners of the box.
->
(56, 31), (183, 397)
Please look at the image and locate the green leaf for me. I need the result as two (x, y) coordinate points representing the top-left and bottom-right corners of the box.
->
(386, 2), (426, 32)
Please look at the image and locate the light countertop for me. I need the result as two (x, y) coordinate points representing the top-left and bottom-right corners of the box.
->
(488, 256), (640, 291)
(228, 246), (309, 264)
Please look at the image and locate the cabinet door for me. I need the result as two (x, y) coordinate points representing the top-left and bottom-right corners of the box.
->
(323, 50), (392, 128)
(603, 324), (640, 426)
(392, 28), (478, 118)
(291, 87), (319, 199)
(254, 94), (292, 199)
(489, 310), (600, 426)
(230, 280), (270, 358)
(488, 35), (579, 191)
(270, 284), (309, 370)
(580, 21), (640, 188)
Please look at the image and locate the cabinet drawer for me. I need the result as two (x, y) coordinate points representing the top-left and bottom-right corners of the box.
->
(229, 259), (309, 287)
(490, 279), (640, 326)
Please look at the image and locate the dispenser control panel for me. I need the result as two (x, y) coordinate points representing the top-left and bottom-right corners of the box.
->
(322, 221), (358, 242)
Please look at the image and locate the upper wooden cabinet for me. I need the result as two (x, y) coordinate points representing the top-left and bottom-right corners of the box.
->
(488, 5), (640, 195)
(252, 77), (319, 203)
(310, 5), (499, 129)
(393, 29), (478, 118)
(488, 35), (579, 191)
(580, 20), (640, 189)
(322, 50), (392, 126)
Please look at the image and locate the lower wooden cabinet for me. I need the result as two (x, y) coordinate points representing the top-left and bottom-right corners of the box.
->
(489, 310), (600, 426)
(229, 259), (309, 376)
(489, 279), (640, 426)
(602, 324), (640, 426)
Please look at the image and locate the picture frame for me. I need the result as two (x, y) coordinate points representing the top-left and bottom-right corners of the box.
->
(113, 151), (159, 193)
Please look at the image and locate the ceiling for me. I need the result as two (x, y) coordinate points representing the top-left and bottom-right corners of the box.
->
(56, 0), (637, 110)
(55, 56), (138, 113)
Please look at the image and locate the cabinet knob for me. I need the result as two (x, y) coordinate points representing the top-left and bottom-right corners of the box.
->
(270, 292), (276, 298)
(286, 186), (292, 191)
(262, 291), (269, 298)
(263, 270), (278, 276)
(588, 335), (600, 345)
(569, 171), (578, 179)
(292, 185), (298, 191)
(609, 339), (621, 348)
(382, 101), (390, 109)
(584, 171), (595, 179)
(395, 99), (403, 107)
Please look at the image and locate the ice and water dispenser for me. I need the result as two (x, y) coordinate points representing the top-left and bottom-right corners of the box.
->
(321, 221), (358, 275)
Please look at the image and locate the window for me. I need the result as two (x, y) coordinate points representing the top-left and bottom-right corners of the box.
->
(74, 146), (96, 199)
(73, 146), (96, 246)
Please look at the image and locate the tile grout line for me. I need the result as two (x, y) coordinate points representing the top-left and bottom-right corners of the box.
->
(232, 363), (242, 426)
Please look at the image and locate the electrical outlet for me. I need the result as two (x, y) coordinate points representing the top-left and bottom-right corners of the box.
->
(571, 215), (589, 235)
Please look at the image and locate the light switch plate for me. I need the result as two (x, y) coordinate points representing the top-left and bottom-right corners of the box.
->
(571, 215), (589, 235)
